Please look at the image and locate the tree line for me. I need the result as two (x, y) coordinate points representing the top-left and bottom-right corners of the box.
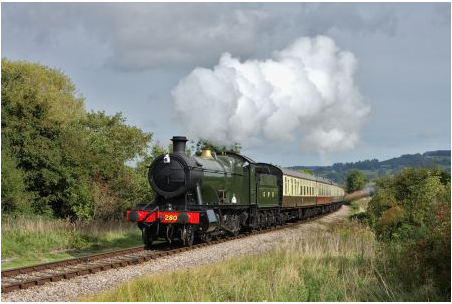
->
(291, 150), (450, 184)
(1, 59), (246, 220)
(1, 59), (163, 220)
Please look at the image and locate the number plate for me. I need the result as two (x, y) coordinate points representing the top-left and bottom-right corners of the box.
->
(158, 212), (200, 224)
(163, 214), (178, 222)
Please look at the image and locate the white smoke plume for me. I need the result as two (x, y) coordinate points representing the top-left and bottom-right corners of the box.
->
(172, 35), (370, 154)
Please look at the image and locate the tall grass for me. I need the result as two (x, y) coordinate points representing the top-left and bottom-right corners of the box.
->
(1, 215), (142, 268)
(83, 220), (410, 302)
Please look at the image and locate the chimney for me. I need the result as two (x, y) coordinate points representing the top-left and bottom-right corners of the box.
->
(171, 136), (188, 155)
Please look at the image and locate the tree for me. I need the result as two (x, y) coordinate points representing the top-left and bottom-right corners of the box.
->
(193, 140), (241, 155)
(345, 170), (366, 193)
(1, 150), (34, 214)
(1, 58), (154, 219)
(2, 58), (85, 215)
(60, 111), (153, 219)
(296, 169), (312, 175)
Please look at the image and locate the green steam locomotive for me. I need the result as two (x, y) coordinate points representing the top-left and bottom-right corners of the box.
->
(127, 136), (345, 247)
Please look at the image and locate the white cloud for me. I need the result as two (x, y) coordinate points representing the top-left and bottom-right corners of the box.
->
(172, 36), (370, 154)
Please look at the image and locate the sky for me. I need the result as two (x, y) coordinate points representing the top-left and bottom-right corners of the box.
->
(1, 2), (451, 167)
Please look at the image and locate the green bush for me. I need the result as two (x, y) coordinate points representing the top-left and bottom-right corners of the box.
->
(367, 168), (451, 300)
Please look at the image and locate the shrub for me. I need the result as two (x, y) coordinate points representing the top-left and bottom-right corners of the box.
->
(367, 167), (451, 299)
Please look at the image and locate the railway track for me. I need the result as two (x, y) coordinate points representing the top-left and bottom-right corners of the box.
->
(1, 206), (343, 294)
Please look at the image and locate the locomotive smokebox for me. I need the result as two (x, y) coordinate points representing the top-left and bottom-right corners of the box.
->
(171, 136), (188, 155)
(148, 136), (203, 199)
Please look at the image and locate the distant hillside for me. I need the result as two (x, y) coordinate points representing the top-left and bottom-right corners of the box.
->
(289, 150), (451, 185)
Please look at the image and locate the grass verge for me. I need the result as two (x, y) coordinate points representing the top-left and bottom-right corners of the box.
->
(1, 215), (142, 269)
(82, 218), (411, 302)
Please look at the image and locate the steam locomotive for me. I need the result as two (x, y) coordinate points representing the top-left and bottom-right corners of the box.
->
(127, 136), (345, 248)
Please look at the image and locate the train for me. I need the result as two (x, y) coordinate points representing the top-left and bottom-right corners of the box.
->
(127, 136), (345, 248)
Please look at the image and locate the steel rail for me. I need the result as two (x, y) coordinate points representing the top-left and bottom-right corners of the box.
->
(1, 246), (146, 278)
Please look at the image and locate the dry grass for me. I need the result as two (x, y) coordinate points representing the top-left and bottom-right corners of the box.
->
(83, 220), (400, 302)
(1, 215), (141, 269)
